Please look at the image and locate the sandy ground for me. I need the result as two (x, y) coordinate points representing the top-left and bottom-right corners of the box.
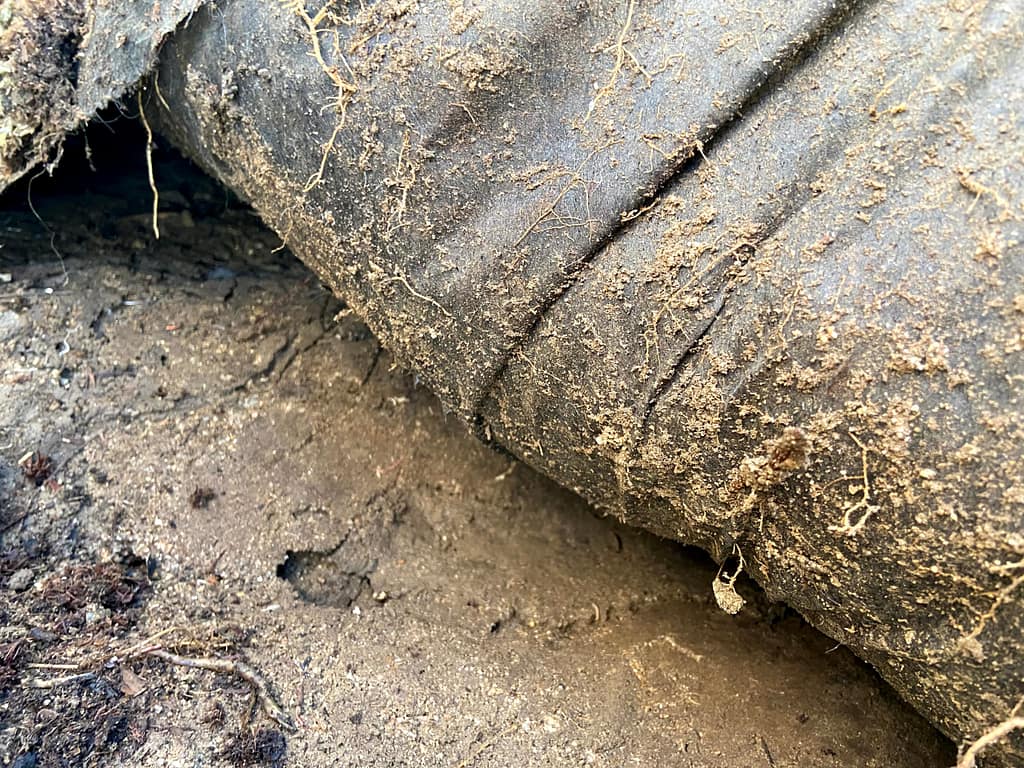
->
(0, 129), (955, 767)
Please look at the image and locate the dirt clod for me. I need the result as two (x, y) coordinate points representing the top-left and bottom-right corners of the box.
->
(6, 567), (34, 592)
(188, 486), (218, 509)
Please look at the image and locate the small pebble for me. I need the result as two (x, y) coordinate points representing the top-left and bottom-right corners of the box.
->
(0, 310), (24, 342)
(84, 604), (111, 625)
(35, 709), (58, 725)
(7, 568), (33, 592)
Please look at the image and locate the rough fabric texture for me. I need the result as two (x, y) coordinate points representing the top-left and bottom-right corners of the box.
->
(0, 0), (202, 187)
(150, 2), (1024, 763)
(3, 0), (1022, 764)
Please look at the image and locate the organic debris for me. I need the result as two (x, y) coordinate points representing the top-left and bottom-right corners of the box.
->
(189, 486), (218, 509)
(220, 727), (288, 768)
(18, 451), (53, 486)
(36, 562), (147, 626)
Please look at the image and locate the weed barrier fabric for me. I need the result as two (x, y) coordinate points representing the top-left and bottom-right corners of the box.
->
(0, 0), (204, 187)
(7, 0), (1024, 764)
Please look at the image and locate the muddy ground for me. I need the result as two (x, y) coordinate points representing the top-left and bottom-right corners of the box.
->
(0, 123), (956, 767)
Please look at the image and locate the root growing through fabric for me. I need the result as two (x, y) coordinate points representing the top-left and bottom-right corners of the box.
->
(583, 0), (637, 123)
(957, 699), (1024, 768)
(273, 0), (359, 248)
(137, 88), (160, 239)
(828, 431), (879, 537)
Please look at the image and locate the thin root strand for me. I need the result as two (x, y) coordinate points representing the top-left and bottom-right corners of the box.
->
(145, 648), (296, 731)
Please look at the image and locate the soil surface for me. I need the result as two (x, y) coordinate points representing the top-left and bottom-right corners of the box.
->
(0, 125), (955, 767)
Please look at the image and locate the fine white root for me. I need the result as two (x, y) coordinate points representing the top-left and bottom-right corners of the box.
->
(956, 716), (1024, 768)
(137, 89), (160, 239)
(25, 672), (96, 689)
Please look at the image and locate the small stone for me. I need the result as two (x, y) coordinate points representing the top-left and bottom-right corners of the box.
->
(84, 604), (111, 625)
(0, 310), (24, 342)
(35, 708), (58, 725)
(7, 568), (34, 592)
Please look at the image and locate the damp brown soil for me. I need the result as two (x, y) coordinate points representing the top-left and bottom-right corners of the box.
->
(0, 127), (955, 767)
